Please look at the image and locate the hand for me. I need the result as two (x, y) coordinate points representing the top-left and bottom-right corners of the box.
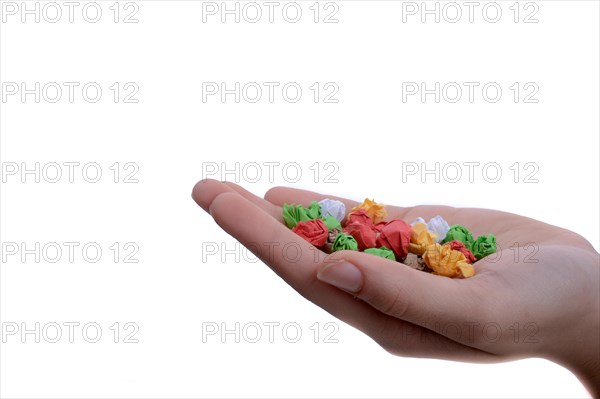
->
(192, 179), (600, 396)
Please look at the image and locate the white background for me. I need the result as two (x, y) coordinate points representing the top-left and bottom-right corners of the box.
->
(1, 0), (599, 397)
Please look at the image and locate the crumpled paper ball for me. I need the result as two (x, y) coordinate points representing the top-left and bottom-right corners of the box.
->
(282, 201), (322, 229)
(445, 240), (477, 264)
(292, 219), (328, 248)
(470, 234), (497, 260)
(423, 243), (475, 278)
(351, 198), (387, 224)
(319, 199), (346, 222)
(408, 222), (437, 256)
(364, 246), (395, 260)
(332, 232), (359, 252)
(426, 215), (450, 243)
(441, 224), (475, 248)
(375, 219), (411, 259)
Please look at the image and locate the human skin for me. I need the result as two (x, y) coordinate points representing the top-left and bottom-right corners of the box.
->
(192, 179), (600, 397)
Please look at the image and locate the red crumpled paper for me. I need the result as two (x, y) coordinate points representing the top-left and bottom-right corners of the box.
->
(292, 219), (328, 248)
(446, 240), (477, 264)
(375, 219), (411, 259)
(343, 222), (378, 250)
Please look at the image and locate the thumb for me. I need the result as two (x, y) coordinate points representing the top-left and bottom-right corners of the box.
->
(316, 250), (482, 334)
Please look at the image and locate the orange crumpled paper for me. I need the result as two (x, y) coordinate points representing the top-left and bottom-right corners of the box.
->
(351, 198), (387, 224)
(422, 243), (475, 278)
(408, 222), (438, 256)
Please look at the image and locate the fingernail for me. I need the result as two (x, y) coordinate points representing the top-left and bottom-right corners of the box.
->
(317, 261), (363, 293)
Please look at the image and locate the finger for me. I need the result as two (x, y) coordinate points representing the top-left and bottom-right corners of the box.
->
(192, 179), (283, 221)
(222, 181), (283, 221)
(192, 179), (239, 212)
(207, 191), (492, 361)
(316, 249), (485, 347)
(265, 186), (361, 210)
(210, 190), (330, 284)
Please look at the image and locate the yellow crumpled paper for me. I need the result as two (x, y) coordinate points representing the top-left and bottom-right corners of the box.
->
(422, 243), (475, 278)
(351, 198), (387, 224)
(408, 222), (437, 256)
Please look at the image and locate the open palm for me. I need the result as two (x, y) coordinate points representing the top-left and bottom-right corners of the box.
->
(192, 179), (599, 394)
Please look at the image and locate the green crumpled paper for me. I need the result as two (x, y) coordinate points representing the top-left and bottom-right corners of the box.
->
(332, 233), (358, 251)
(441, 224), (475, 247)
(470, 234), (497, 259)
(321, 215), (342, 231)
(306, 201), (321, 219)
(364, 246), (395, 260)
(283, 201), (322, 229)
